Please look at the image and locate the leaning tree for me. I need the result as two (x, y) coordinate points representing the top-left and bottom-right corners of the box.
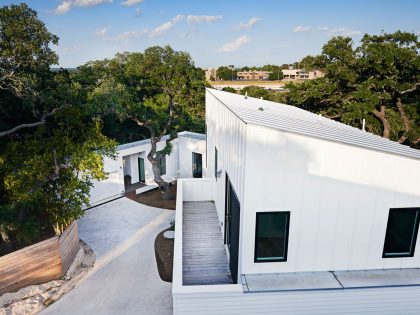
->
(86, 46), (206, 199)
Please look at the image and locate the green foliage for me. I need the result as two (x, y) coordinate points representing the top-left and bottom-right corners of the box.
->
(0, 3), (116, 253)
(222, 87), (237, 93)
(216, 66), (237, 81)
(83, 46), (206, 140)
(285, 31), (420, 145)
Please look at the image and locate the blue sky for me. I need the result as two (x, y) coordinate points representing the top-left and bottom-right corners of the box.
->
(5, 0), (420, 68)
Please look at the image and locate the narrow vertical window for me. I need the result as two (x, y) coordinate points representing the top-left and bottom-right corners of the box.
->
(255, 212), (290, 262)
(158, 156), (166, 175)
(192, 152), (202, 178)
(214, 147), (218, 179)
(383, 208), (420, 258)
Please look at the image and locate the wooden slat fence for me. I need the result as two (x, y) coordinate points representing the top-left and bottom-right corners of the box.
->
(0, 221), (79, 295)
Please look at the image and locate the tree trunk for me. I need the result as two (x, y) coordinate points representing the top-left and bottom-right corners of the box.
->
(147, 136), (173, 200)
(396, 97), (410, 132)
(372, 105), (390, 139)
(396, 97), (410, 143)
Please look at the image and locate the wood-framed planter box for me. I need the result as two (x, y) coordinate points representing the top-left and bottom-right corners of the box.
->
(0, 221), (79, 296)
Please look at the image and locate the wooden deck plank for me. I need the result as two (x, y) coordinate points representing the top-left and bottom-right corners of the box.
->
(182, 201), (232, 285)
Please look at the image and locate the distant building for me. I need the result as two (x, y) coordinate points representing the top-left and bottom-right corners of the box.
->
(205, 68), (217, 81)
(282, 69), (324, 80)
(237, 70), (271, 81)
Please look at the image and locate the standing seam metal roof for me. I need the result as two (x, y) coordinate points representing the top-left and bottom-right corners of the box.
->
(207, 88), (420, 161)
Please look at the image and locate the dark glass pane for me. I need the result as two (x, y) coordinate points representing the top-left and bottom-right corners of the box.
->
(255, 212), (289, 262)
(215, 148), (218, 178)
(159, 156), (166, 175)
(192, 153), (202, 178)
(383, 209), (420, 257)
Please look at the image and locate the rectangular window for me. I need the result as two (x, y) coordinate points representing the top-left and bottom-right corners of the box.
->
(255, 212), (290, 262)
(214, 147), (218, 179)
(192, 152), (202, 178)
(158, 156), (166, 175)
(383, 208), (420, 258)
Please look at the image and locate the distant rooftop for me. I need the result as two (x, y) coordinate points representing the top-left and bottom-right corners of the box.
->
(207, 88), (420, 161)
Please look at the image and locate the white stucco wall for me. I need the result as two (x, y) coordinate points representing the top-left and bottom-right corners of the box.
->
(178, 135), (206, 178)
(240, 124), (420, 274)
(119, 138), (179, 185)
(205, 90), (247, 224)
(89, 155), (124, 206)
(89, 133), (206, 205)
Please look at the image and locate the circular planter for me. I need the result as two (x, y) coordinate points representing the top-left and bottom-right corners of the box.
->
(154, 228), (174, 282)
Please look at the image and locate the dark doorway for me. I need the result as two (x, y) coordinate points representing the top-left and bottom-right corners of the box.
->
(192, 152), (203, 178)
(225, 174), (240, 284)
(138, 157), (145, 183)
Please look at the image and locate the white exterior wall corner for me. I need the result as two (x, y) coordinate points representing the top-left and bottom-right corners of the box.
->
(205, 89), (247, 224)
(178, 136), (207, 178)
(242, 124), (420, 275)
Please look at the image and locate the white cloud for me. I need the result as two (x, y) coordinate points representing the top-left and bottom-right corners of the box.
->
(236, 17), (261, 31)
(293, 25), (312, 33)
(111, 30), (148, 41)
(121, 0), (143, 6)
(148, 15), (184, 38)
(54, 0), (112, 14)
(95, 26), (110, 37)
(186, 15), (222, 24)
(292, 25), (361, 37)
(327, 27), (361, 37)
(55, 1), (72, 14)
(218, 35), (251, 53)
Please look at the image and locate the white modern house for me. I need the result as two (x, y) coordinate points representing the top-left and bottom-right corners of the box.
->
(89, 131), (206, 206)
(172, 89), (420, 314)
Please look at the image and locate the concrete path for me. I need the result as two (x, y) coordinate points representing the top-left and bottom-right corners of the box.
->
(42, 197), (174, 315)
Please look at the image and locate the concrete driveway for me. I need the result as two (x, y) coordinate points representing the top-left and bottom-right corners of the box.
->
(42, 197), (174, 315)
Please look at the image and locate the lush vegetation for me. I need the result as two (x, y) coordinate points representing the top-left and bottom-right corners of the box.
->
(283, 32), (420, 147)
(0, 4), (117, 255)
(0, 3), (207, 254)
(81, 47), (206, 198)
(225, 32), (420, 148)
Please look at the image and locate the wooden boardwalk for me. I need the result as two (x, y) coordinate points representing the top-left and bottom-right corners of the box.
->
(183, 201), (232, 285)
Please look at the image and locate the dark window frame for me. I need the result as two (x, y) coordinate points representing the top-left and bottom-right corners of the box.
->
(158, 155), (166, 175)
(192, 152), (203, 178)
(254, 211), (290, 263)
(214, 147), (218, 180)
(382, 208), (420, 258)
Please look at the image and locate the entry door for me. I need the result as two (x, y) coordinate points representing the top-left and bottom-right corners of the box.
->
(192, 152), (202, 178)
(138, 158), (145, 183)
(225, 174), (240, 284)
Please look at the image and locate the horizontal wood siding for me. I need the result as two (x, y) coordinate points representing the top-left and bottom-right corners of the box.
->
(59, 221), (79, 274)
(0, 222), (79, 295)
(174, 285), (420, 315)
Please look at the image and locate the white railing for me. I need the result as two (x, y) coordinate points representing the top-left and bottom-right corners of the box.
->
(172, 178), (242, 302)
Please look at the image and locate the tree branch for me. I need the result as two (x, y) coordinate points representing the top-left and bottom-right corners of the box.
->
(129, 116), (155, 138)
(398, 83), (420, 95)
(159, 96), (174, 138)
(372, 105), (390, 139)
(0, 104), (70, 138)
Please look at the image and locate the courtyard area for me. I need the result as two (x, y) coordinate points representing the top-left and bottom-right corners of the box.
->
(41, 197), (174, 315)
